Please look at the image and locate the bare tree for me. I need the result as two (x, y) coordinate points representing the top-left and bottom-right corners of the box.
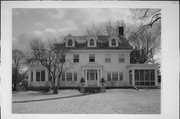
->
(86, 20), (126, 36)
(28, 39), (74, 94)
(12, 49), (26, 91)
(128, 9), (161, 63)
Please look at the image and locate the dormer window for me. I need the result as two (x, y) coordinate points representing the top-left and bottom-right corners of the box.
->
(87, 37), (97, 47)
(65, 34), (75, 47)
(108, 36), (119, 47)
(111, 39), (116, 46)
(90, 39), (94, 46)
(68, 39), (73, 47)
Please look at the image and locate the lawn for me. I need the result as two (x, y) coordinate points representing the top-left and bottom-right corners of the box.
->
(12, 89), (160, 114)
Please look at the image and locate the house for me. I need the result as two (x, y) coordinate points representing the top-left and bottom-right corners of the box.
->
(28, 27), (158, 88)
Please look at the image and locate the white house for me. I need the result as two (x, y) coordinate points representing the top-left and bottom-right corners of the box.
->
(28, 27), (158, 88)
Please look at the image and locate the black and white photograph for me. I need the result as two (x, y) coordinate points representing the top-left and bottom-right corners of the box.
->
(11, 8), (162, 114)
(1, 1), (179, 119)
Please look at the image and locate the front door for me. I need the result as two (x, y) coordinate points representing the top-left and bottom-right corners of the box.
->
(87, 70), (97, 86)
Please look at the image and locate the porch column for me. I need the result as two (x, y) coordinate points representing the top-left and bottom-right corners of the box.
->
(82, 68), (84, 78)
(33, 70), (36, 82)
(97, 69), (100, 86)
(132, 69), (135, 86)
(28, 70), (31, 86)
(85, 69), (88, 86)
(155, 69), (158, 86)
(45, 70), (48, 82)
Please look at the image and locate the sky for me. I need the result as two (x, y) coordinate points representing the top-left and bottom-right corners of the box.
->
(12, 8), (132, 51)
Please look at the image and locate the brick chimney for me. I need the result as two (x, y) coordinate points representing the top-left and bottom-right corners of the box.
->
(118, 27), (124, 36)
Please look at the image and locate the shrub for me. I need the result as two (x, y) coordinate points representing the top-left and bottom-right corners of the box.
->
(21, 80), (28, 90)
(80, 77), (85, 83)
(28, 86), (51, 92)
(100, 78), (106, 83)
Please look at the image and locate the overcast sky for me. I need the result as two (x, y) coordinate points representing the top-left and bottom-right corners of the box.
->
(12, 8), (133, 51)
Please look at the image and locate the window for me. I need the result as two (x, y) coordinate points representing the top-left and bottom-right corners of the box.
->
(90, 39), (94, 46)
(111, 39), (116, 46)
(36, 71), (40, 81)
(107, 72), (111, 81)
(112, 72), (118, 81)
(66, 72), (72, 81)
(73, 54), (79, 63)
(119, 72), (123, 81)
(89, 54), (95, 62)
(74, 72), (77, 81)
(119, 54), (125, 63)
(41, 71), (45, 81)
(62, 73), (65, 81)
(134, 69), (156, 86)
(129, 70), (132, 85)
(68, 39), (73, 46)
(36, 70), (45, 81)
(60, 55), (65, 63)
(105, 54), (111, 63)
(31, 71), (33, 81)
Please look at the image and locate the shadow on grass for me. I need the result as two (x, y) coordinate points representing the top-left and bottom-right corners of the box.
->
(12, 93), (94, 104)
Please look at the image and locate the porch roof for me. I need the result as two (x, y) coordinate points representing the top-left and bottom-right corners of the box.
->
(127, 64), (158, 70)
(81, 62), (103, 68)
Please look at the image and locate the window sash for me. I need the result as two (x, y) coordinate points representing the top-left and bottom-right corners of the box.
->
(90, 39), (94, 46)
(68, 39), (73, 46)
(89, 54), (95, 62)
(36, 72), (40, 81)
(105, 54), (111, 63)
(31, 71), (33, 81)
(107, 72), (111, 81)
(112, 72), (118, 81)
(119, 54), (125, 63)
(74, 72), (77, 81)
(62, 73), (65, 81)
(111, 39), (116, 46)
(73, 54), (79, 63)
(41, 71), (45, 81)
(105, 58), (111, 63)
(66, 72), (72, 81)
(119, 72), (123, 81)
(134, 69), (156, 86)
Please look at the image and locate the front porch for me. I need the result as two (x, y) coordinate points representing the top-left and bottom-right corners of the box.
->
(81, 62), (103, 87)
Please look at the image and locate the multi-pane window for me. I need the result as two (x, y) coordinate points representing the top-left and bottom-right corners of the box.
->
(89, 54), (95, 62)
(134, 69), (155, 86)
(66, 72), (72, 81)
(129, 70), (132, 85)
(112, 72), (118, 81)
(111, 39), (116, 46)
(119, 72), (123, 81)
(62, 73), (65, 81)
(36, 70), (45, 81)
(90, 39), (94, 46)
(60, 55), (65, 63)
(36, 71), (40, 81)
(73, 54), (79, 63)
(31, 71), (33, 81)
(74, 72), (77, 81)
(107, 72), (111, 81)
(105, 54), (111, 63)
(68, 39), (73, 46)
(119, 54), (125, 63)
(41, 71), (45, 81)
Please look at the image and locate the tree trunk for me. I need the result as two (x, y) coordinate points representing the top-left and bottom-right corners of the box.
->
(51, 77), (59, 94)
(53, 86), (58, 94)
